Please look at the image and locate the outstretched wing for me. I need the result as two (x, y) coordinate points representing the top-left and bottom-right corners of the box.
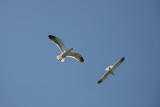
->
(112, 57), (125, 71)
(67, 52), (84, 62)
(48, 35), (67, 52)
(97, 71), (111, 84)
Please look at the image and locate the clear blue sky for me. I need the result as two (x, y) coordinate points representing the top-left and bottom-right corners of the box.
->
(0, 0), (160, 107)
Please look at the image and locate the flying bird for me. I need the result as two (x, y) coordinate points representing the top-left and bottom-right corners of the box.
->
(97, 57), (125, 84)
(48, 35), (84, 62)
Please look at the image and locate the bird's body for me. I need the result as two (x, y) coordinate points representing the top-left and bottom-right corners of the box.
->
(97, 57), (125, 84)
(56, 48), (73, 62)
(48, 35), (84, 62)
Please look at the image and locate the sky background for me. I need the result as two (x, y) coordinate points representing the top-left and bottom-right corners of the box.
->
(0, 0), (160, 107)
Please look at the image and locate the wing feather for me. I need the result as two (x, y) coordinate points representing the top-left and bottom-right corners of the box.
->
(67, 52), (84, 62)
(112, 57), (125, 70)
(97, 71), (110, 84)
(48, 35), (67, 52)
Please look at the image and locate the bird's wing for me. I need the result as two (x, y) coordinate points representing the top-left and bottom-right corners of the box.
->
(112, 57), (125, 71)
(67, 52), (84, 62)
(48, 35), (67, 52)
(97, 71), (111, 84)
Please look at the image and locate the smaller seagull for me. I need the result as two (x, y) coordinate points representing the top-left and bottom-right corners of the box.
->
(48, 35), (84, 63)
(97, 57), (125, 84)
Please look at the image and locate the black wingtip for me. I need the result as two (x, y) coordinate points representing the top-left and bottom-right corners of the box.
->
(80, 57), (84, 63)
(120, 57), (125, 62)
(97, 80), (103, 84)
(48, 35), (56, 39)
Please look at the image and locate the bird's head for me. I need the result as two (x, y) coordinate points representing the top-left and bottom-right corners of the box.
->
(69, 48), (74, 51)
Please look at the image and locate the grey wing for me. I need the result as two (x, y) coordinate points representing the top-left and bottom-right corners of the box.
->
(67, 52), (84, 62)
(97, 71), (110, 84)
(112, 57), (125, 70)
(48, 35), (67, 52)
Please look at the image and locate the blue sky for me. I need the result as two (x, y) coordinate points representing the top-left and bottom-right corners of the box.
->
(0, 0), (160, 107)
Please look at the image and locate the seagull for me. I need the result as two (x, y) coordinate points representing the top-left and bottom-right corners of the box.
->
(97, 57), (125, 84)
(48, 35), (84, 63)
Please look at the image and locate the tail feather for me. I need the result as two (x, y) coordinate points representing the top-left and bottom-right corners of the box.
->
(111, 71), (115, 76)
(57, 55), (65, 62)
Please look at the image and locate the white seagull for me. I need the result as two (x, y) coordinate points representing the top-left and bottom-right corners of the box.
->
(48, 35), (84, 62)
(97, 57), (125, 84)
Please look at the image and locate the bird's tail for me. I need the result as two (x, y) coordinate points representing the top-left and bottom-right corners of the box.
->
(57, 55), (65, 62)
(110, 71), (115, 76)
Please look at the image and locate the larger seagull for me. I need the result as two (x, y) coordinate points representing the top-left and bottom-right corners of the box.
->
(48, 35), (84, 62)
(97, 57), (125, 84)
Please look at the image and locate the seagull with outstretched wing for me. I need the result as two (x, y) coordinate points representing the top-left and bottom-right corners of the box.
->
(48, 35), (84, 62)
(97, 57), (125, 84)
